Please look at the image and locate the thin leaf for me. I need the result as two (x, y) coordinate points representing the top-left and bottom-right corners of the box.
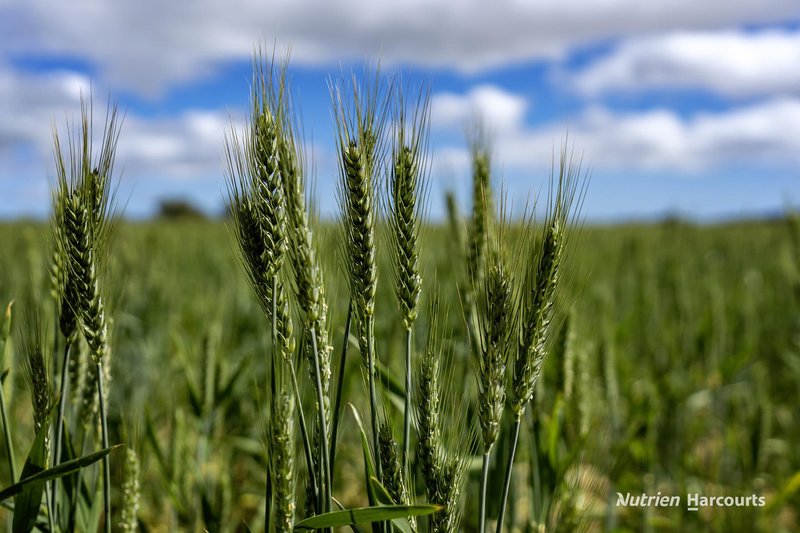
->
(293, 504), (441, 530)
(12, 420), (49, 532)
(368, 477), (414, 533)
(0, 445), (121, 501)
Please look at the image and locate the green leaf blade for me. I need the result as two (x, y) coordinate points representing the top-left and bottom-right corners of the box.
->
(293, 504), (441, 530)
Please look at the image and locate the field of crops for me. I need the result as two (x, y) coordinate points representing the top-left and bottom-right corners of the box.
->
(1, 214), (798, 532)
(1, 57), (799, 533)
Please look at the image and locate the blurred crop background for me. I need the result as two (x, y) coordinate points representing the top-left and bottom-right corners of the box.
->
(2, 1), (800, 532)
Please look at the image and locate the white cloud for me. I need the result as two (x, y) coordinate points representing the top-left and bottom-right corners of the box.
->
(432, 90), (800, 174)
(2, 0), (798, 95)
(0, 66), (91, 150)
(430, 145), (471, 179)
(117, 112), (240, 180)
(431, 85), (528, 132)
(0, 62), (243, 217)
(572, 28), (800, 97)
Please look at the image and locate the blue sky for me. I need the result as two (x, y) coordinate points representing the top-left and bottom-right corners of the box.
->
(1, 1), (799, 221)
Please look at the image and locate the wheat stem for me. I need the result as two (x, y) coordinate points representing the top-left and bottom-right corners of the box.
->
(403, 328), (412, 471)
(329, 301), (352, 477)
(97, 361), (111, 533)
(366, 314), (381, 481)
(289, 359), (318, 506)
(311, 328), (332, 519)
(45, 481), (56, 533)
(268, 274), (278, 526)
(479, 451), (491, 532)
(495, 418), (521, 533)
(51, 340), (72, 524)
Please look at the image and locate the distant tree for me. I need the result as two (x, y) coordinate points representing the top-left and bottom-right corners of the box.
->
(157, 199), (207, 220)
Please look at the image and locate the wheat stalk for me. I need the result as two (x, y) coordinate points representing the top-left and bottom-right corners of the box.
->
(278, 101), (336, 512)
(333, 71), (387, 482)
(226, 50), (308, 524)
(466, 128), (493, 297)
(496, 148), (584, 533)
(417, 302), (472, 532)
(19, 305), (52, 438)
(386, 83), (430, 472)
(476, 218), (514, 532)
(51, 100), (120, 533)
(19, 301), (56, 532)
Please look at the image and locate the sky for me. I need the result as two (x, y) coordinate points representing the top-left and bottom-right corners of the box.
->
(1, 0), (799, 221)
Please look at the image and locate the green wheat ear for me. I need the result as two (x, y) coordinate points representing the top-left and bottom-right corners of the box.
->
(378, 422), (410, 505)
(279, 95), (332, 420)
(497, 145), (586, 533)
(512, 150), (583, 420)
(119, 447), (141, 532)
(333, 70), (387, 334)
(18, 301), (52, 435)
(225, 50), (290, 318)
(466, 124), (493, 294)
(332, 69), (388, 482)
(226, 48), (304, 523)
(477, 221), (513, 452)
(416, 298), (474, 533)
(270, 389), (296, 533)
(386, 83), (430, 331)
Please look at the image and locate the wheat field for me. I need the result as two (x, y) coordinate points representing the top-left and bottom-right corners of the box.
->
(0, 53), (798, 533)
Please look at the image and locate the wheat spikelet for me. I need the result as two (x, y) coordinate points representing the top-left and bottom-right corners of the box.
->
(333, 72), (386, 336)
(333, 72), (387, 482)
(52, 101), (119, 361)
(119, 447), (141, 532)
(511, 216), (564, 420)
(416, 302), (473, 532)
(477, 240), (513, 453)
(340, 139), (378, 334)
(64, 192), (108, 365)
(273, 278), (295, 362)
(417, 342), (442, 486)
(270, 390), (296, 532)
(226, 52), (290, 319)
(496, 148), (585, 532)
(228, 189), (271, 310)
(378, 423), (409, 504)
(50, 187), (78, 342)
(19, 307), (52, 435)
(387, 85), (429, 331)
(252, 110), (287, 281)
(466, 129), (493, 292)
(511, 151), (583, 420)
